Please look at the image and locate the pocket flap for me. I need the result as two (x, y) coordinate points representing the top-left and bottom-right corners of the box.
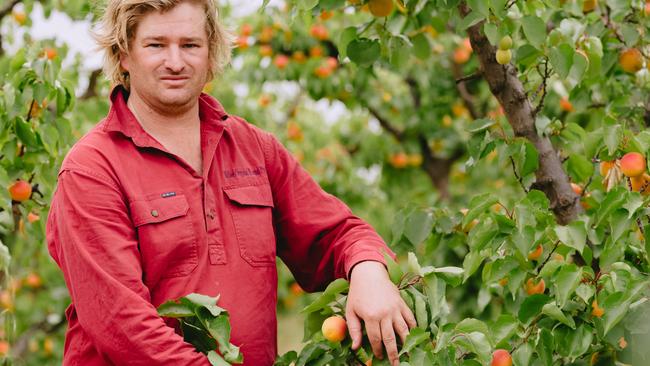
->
(223, 184), (274, 207)
(130, 194), (190, 226)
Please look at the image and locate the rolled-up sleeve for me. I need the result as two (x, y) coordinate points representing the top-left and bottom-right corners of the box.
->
(262, 133), (395, 292)
(46, 168), (210, 366)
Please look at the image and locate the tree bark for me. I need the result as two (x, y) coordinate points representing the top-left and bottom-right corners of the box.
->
(459, 2), (582, 224)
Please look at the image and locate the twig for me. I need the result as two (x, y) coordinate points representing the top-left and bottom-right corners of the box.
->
(455, 72), (482, 84)
(536, 240), (560, 275)
(533, 58), (550, 116)
(510, 156), (529, 193)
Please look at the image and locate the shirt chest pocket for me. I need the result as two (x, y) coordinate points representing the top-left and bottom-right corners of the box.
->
(223, 184), (276, 267)
(130, 194), (198, 279)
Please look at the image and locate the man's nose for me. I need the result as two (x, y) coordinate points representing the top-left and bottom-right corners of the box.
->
(164, 45), (185, 73)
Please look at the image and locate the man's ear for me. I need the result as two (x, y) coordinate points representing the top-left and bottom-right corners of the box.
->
(119, 51), (130, 73)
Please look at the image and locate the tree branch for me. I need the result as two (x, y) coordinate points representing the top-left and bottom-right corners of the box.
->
(459, 1), (582, 225)
(0, 0), (21, 19)
(451, 62), (480, 120)
(366, 105), (404, 141)
(80, 69), (103, 100)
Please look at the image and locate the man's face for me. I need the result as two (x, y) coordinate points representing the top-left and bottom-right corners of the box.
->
(120, 1), (210, 110)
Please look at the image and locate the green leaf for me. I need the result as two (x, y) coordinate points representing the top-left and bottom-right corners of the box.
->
(14, 117), (39, 147)
(463, 193), (498, 230)
(466, 118), (495, 133)
(541, 303), (575, 329)
(512, 342), (533, 366)
(423, 274), (446, 324)
(575, 283), (595, 304)
(301, 278), (349, 314)
(459, 11), (485, 30)
(399, 327), (430, 356)
(554, 221), (586, 254)
(391, 208), (407, 245)
(549, 44), (574, 79)
(157, 301), (195, 318)
(518, 294), (551, 324)
(389, 35), (411, 68)
(566, 154), (594, 182)
(553, 264), (582, 308)
(408, 287), (429, 329)
(207, 350), (231, 366)
(412, 33), (431, 60)
(452, 332), (492, 363)
(595, 188), (627, 227)
(337, 27), (357, 60)
(347, 38), (380, 67)
(404, 209), (434, 245)
(602, 291), (634, 335)
(455, 318), (489, 335)
(521, 16), (546, 48)
(462, 250), (483, 281)
(554, 324), (592, 359)
(294, 342), (329, 366)
(433, 266), (464, 287)
(384, 252), (403, 285)
(297, 0), (318, 10)
(604, 125), (622, 156)
(609, 209), (630, 244)
(490, 314), (519, 346)
(537, 328), (554, 366)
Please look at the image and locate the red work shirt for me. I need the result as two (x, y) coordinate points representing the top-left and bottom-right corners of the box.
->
(46, 86), (392, 366)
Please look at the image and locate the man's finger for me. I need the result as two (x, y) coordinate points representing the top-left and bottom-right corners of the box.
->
(400, 301), (417, 329)
(380, 318), (399, 366)
(345, 310), (363, 350)
(393, 314), (409, 344)
(366, 319), (384, 359)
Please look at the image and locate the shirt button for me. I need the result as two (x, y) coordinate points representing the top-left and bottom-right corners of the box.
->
(151, 210), (159, 217)
(207, 212), (215, 220)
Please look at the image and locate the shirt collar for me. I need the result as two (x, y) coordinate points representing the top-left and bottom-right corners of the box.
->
(103, 85), (230, 148)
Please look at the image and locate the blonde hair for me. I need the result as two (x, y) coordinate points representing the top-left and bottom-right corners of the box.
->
(93, 0), (233, 89)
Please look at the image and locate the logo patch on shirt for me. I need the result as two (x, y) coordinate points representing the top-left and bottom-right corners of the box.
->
(223, 166), (266, 178)
(161, 192), (176, 198)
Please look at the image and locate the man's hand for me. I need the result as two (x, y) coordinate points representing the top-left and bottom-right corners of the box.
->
(346, 260), (417, 366)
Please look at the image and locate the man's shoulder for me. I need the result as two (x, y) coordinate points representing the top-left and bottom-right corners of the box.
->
(59, 118), (119, 176)
(223, 114), (273, 145)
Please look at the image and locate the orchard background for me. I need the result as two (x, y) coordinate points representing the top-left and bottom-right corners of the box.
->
(1, 0), (650, 365)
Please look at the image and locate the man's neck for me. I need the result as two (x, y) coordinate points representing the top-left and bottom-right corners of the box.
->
(126, 91), (200, 137)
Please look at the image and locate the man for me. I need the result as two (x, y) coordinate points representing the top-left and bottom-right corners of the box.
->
(46, 1), (415, 365)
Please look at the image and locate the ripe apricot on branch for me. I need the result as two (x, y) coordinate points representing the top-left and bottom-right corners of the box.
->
(527, 245), (543, 261)
(274, 54), (290, 69)
(619, 48), (643, 73)
(560, 97), (574, 112)
(525, 278), (545, 295)
(620, 152), (646, 177)
(491, 349), (512, 366)
(9, 180), (32, 202)
(591, 300), (605, 318)
(389, 152), (409, 169)
(12, 11), (26, 25)
(571, 183), (583, 196)
(599, 160), (615, 176)
(631, 173), (650, 195)
(368, 0), (394, 17)
(496, 49), (512, 65)
(322, 315), (347, 342)
(583, 0), (598, 13)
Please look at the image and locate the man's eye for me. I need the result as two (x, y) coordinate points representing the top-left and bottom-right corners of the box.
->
(147, 43), (162, 48)
(183, 44), (199, 48)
